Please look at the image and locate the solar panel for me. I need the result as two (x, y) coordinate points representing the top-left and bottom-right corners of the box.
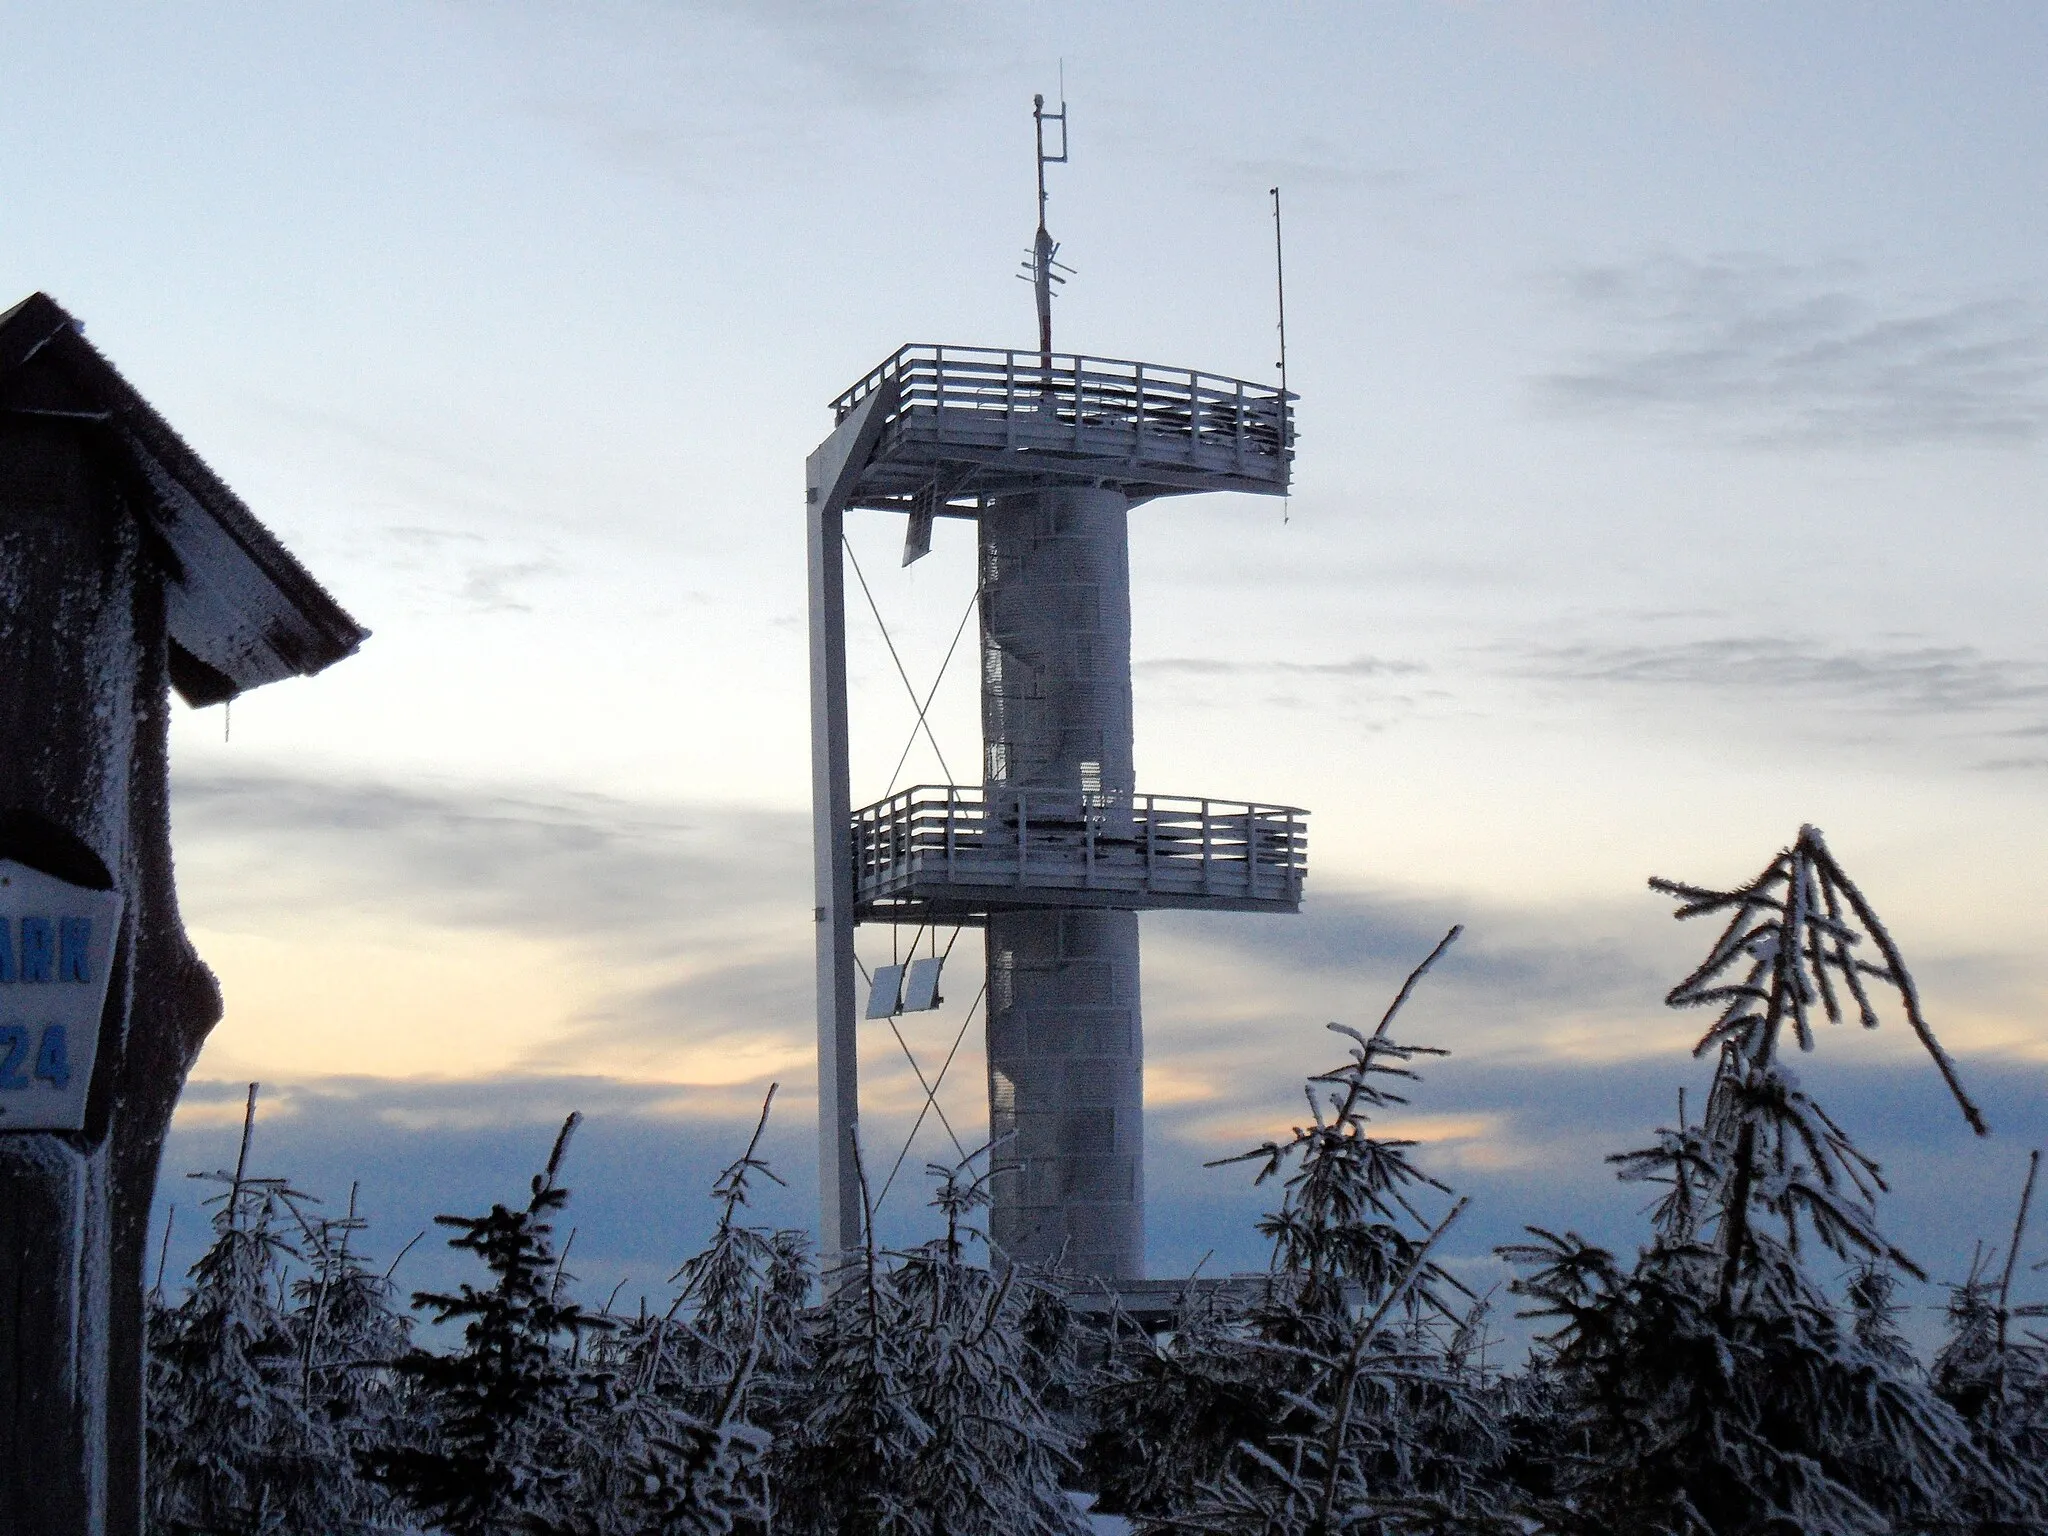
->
(902, 956), (945, 1011)
(865, 964), (904, 1019)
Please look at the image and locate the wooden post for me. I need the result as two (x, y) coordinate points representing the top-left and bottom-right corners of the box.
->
(0, 293), (363, 1535)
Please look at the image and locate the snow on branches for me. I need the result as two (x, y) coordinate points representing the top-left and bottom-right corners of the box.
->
(141, 830), (2048, 1536)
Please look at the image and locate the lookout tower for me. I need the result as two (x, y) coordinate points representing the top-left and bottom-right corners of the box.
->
(808, 97), (1302, 1282)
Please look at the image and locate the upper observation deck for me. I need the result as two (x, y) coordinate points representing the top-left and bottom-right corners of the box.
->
(851, 785), (1307, 925)
(829, 345), (1294, 514)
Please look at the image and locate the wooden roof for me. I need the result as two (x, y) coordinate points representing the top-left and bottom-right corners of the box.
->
(0, 292), (367, 705)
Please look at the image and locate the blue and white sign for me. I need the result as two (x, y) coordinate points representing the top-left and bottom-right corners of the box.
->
(0, 860), (122, 1132)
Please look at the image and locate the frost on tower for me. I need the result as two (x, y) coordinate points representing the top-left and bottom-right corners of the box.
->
(807, 95), (1302, 1283)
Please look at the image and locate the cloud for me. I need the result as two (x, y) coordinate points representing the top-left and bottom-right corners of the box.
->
(1539, 254), (2048, 446)
(172, 767), (808, 945)
(169, 764), (2043, 1095)
(1136, 654), (1426, 680)
(171, 1070), (775, 1138)
(715, 0), (978, 108)
(248, 400), (536, 529)
(169, 767), (815, 1083)
(1194, 140), (1407, 195)
(376, 531), (562, 614)
(1134, 654), (1438, 729)
(1140, 887), (1684, 1082)
(1512, 636), (2048, 718)
(520, 92), (792, 192)
(370, 531), (561, 613)
(509, 0), (982, 190)
(455, 559), (556, 614)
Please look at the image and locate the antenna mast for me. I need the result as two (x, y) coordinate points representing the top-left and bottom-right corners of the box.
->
(1029, 90), (1070, 369)
(1271, 185), (1290, 521)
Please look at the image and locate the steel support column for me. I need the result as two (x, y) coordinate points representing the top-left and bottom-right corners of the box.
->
(806, 383), (895, 1270)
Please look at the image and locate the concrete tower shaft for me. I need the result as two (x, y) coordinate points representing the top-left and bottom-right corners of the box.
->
(979, 487), (1136, 809)
(978, 486), (1142, 1278)
(986, 909), (1142, 1278)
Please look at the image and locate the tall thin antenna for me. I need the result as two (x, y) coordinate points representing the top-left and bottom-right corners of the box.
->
(1027, 88), (1071, 369)
(1271, 185), (1290, 523)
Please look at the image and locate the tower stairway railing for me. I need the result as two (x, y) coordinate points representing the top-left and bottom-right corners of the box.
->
(829, 346), (1293, 503)
(851, 784), (1307, 917)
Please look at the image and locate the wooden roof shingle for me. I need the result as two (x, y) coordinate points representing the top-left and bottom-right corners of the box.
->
(0, 291), (367, 705)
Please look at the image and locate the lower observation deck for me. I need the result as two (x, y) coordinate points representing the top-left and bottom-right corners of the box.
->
(830, 344), (1294, 513)
(851, 785), (1307, 924)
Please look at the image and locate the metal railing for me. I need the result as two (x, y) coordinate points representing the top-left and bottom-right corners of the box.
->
(852, 784), (1307, 908)
(831, 345), (1294, 474)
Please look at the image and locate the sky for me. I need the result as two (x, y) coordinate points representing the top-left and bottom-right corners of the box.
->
(4, 2), (2046, 1335)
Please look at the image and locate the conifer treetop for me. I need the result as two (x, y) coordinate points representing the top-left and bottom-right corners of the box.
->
(1652, 822), (1986, 1135)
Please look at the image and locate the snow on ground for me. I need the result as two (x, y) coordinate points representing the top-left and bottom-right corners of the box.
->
(1072, 1491), (1133, 1533)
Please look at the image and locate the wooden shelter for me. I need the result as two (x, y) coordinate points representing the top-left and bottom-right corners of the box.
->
(0, 291), (364, 1533)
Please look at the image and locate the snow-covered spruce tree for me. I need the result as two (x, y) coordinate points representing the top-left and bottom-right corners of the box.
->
(1081, 1278), (1278, 1522)
(147, 1084), (372, 1535)
(1503, 825), (2001, 1536)
(1928, 1151), (2048, 1534)
(144, 1216), (184, 1526)
(369, 1111), (609, 1536)
(1088, 928), (1515, 1535)
(769, 1139), (1090, 1536)
(554, 1086), (810, 1536)
(1843, 1259), (1921, 1376)
(285, 1183), (418, 1532)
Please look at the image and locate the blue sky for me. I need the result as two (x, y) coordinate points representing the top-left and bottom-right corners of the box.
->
(6, 3), (2045, 1333)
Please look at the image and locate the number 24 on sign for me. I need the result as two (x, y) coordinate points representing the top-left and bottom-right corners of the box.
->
(0, 1024), (71, 1091)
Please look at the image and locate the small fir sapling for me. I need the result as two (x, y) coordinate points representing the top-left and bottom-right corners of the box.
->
(1091, 929), (1514, 1534)
(1648, 822), (1985, 1305)
(1502, 825), (1999, 1536)
(1140, 1205), (1512, 1536)
(1843, 1260), (1918, 1375)
(1217, 927), (1470, 1321)
(888, 1147), (1087, 1531)
(283, 1186), (420, 1533)
(370, 1111), (609, 1536)
(290, 1183), (419, 1449)
(566, 1085), (806, 1536)
(1930, 1150), (2048, 1532)
(770, 1135), (1089, 1536)
(769, 1131), (939, 1536)
(644, 1087), (803, 1534)
(665, 1083), (811, 1375)
(146, 1084), (378, 1535)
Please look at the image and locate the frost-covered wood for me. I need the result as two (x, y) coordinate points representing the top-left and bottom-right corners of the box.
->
(0, 292), (363, 1536)
(0, 403), (209, 1535)
(0, 293), (367, 706)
